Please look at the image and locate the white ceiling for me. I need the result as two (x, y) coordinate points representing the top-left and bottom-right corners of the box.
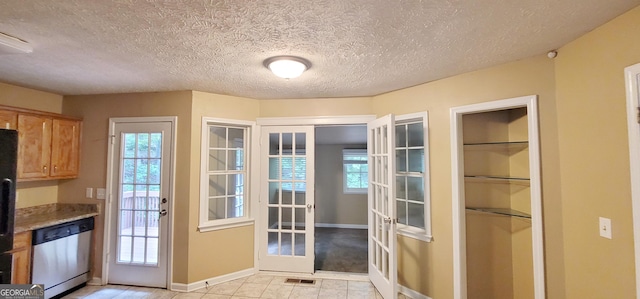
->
(0, 1), (637, 99)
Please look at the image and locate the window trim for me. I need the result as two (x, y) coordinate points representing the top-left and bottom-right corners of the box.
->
(395, 112), (432, 242)
(342, 149), (368, 194)
(199, 117), (256, 232)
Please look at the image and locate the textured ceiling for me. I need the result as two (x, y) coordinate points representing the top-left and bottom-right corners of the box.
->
(0, 0), (638, 99)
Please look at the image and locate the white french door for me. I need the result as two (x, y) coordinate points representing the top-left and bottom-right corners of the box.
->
(106, 119), (174, 288)
(259, 126), (315, 273)
(368, 115), (398, 299)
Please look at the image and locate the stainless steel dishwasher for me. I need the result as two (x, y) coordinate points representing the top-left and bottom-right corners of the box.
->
(32, 217), (93, 299)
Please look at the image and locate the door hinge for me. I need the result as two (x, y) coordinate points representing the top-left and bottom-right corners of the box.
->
(110, 134), (116, 144)
(637, 107), (640, 124)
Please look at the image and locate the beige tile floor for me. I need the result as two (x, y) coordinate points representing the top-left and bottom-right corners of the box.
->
(62, 274), (409, 299)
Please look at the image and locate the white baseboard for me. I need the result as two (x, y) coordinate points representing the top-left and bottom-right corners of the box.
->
(87, 277), (103, 286)
(400, 284), (431, 299)
(315, 223), (367, 229)
(170, 268), (256, 292)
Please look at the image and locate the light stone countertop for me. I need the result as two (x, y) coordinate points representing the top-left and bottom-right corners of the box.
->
(15, 203), (99, 233)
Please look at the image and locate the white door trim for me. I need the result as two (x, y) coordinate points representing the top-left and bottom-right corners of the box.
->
(450, 95), (544, 299)
(255, 114), (374, 273)
(102, 116), (177, 288)
(624, 62), (640, 299)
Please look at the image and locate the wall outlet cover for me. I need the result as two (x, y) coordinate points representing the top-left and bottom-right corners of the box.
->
(599, 217), (612, 239)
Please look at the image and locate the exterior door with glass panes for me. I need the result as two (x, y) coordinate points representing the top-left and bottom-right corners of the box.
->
(108, 120), (173, 287)
(259, 126), (315, 273)
(368, 115), (398, 299)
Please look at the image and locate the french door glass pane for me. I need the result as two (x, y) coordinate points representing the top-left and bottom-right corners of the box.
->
(295, 187), (306, 205)
(282, 134), (293, 153)
(118, 132), (162, 266)
(281, 232), (292, 255)
(294, 234), (305, 256)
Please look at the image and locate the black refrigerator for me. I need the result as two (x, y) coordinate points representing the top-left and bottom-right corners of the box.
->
(0, 129), (17, 284)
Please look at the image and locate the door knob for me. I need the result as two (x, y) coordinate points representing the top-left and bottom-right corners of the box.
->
(159, 209), (167, 218)
(307, 204), (312, 209)
(383, 217), (392, 224)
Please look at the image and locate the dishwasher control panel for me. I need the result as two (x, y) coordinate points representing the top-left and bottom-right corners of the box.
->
(32, 217), (94, 245)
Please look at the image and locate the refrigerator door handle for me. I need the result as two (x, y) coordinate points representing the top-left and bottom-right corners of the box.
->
(0, 179), (12, 235)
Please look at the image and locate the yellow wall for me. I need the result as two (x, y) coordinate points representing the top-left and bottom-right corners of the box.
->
(187, 91), (259, 282)
(59, 91), (193, 283)
(0, 82), (64, 208)
(3, 4), (640, 297)
(372, 54), (560, 298)
(555, 6), (640, 298)
(259, 97), (373, 117)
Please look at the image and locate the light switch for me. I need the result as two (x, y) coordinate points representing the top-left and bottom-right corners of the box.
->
(599, 217), (612, 239)
(96, 188), (106, 200)
(85, 188), (93, 199)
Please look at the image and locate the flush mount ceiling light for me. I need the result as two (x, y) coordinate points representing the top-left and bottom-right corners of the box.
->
(264, 56), (311, 79)
(0, 32), (33, 54)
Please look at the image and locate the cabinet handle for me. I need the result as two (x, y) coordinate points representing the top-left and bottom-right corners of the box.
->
(43, 165), (47, 174)
(53, 165), (57, 173)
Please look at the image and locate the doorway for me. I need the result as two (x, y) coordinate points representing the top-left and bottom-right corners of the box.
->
(104, 117), (176, 288)
(314, 125), (368, 273)
(624, 62), (640, 299)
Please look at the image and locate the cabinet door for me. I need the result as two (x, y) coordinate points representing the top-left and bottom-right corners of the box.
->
(50, 119), (81, 178)
(0, 110), (17, 130)
(17, 115), (52, 179)
(11, 231), (31, 284)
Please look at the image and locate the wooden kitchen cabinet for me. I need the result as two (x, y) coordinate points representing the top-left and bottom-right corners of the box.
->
(0, 105), (82, 181)
(11, 231), (31, 284)
(50, 119), (81, 178)
(17, 114), (52, 180)
(0, 110), (17, 130)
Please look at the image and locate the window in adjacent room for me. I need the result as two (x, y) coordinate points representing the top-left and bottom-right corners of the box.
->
(343, 149), (368, 194)
(199, 118), (254, 232)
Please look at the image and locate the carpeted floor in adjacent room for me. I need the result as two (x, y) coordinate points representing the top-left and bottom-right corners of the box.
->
(314, 227), (368, 273)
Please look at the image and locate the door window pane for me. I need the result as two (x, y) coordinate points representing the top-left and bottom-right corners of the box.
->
(118, 132), (163, 266)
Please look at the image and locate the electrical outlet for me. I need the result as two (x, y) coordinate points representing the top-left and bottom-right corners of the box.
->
(86, 188), (93, 199)
(599, 217), (612, 239)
